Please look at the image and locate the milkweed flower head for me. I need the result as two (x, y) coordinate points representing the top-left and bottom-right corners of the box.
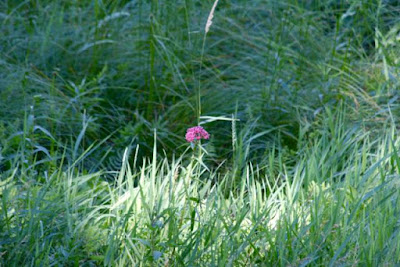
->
(185, 126), (210, 143)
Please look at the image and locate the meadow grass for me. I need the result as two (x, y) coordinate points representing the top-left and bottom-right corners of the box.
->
(1, 0), (400, 266)
(2, 114), (400, 265)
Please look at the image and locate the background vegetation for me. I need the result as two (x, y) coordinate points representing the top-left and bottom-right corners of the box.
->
(1, 0), (400, 265)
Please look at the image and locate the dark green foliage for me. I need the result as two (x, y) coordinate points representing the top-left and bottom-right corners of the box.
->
(3, 0), (399, 170)
(1, 0), (400, 265)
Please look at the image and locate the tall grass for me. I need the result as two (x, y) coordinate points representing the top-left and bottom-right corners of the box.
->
(2, 114), (400, 265)
(1, 0), (400, 265)
(2, 0), (398, 165)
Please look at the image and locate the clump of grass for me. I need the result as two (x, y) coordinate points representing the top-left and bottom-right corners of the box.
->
(2, 115), (400, 265)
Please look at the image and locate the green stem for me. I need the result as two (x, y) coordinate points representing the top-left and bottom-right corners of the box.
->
(197, 32), (208, 125)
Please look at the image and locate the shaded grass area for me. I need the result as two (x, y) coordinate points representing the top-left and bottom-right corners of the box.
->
(1, 0), (398, 166)
(1, 0), (400, 265)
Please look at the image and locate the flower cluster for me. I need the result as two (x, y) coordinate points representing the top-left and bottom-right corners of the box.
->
(185, 126), (210, 143)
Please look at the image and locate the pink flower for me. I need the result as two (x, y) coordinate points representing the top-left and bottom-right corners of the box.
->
(185, 126), (210, 143)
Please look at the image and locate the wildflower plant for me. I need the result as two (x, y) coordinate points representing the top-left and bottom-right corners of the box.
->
(185, 126), (210, 149)
(185, 126), (210, 175)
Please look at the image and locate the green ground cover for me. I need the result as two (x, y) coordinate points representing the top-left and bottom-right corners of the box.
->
(1, 0), (400, 265)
